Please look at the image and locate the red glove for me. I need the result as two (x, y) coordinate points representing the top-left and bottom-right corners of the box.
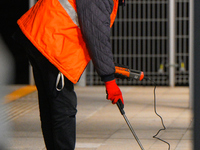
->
(105, 79), (124, 104)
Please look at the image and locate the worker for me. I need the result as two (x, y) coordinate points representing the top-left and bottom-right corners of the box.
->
(13, 0), (125, 149)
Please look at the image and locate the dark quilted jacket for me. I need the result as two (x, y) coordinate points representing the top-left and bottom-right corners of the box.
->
(76, 0), (115, 82)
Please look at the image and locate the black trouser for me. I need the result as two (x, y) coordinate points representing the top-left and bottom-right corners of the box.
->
(13, 29), (77, 150)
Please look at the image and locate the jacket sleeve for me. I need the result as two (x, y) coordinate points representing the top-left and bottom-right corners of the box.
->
(76, 0), (115, 82)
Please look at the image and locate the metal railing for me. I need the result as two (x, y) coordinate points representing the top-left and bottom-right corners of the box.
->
(86, 0), (190, 86)
(175, 0), (190, 86)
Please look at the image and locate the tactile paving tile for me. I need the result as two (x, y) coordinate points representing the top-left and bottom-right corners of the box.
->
(1, 91), (38, 123)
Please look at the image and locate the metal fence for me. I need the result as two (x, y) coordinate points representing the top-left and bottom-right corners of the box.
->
(175, 0), (189, 86)
(86, 0), (190, 86)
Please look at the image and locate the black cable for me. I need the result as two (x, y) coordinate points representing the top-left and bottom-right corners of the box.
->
(150, 80), (170, 150)
(114, 63), (171, 149)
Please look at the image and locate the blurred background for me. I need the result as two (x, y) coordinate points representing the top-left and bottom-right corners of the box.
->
(0, 0), (29, 84)
(0, 1), (29, 149)
(1, 0), (199, 149)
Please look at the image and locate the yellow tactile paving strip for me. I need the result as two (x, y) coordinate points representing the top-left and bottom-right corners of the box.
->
(4, 85), (37, 103)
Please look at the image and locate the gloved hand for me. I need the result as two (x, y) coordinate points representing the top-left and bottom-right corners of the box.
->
(105, 79), (124, 104)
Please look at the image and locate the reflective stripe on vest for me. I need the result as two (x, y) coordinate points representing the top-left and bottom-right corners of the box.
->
(58, 0), (79, 27)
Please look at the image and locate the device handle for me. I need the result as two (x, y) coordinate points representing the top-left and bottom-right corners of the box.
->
(116, 99), (125, 115)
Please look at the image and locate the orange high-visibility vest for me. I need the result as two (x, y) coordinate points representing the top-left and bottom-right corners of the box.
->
(17, 0), (119, 84)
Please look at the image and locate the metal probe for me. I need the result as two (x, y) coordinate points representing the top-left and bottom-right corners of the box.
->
(116, 100), (145, 150)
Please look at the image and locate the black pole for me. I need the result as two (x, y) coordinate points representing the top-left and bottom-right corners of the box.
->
(193, 0), (200, 149)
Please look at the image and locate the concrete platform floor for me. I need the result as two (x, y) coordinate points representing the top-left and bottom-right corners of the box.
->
(2, 86), (192, 150)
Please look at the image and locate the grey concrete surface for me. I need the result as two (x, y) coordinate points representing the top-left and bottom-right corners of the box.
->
(3, 86), (192, 150)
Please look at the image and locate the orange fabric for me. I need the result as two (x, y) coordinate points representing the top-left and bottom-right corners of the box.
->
(17, 0), (118, 84)
(110, 0), (119, 27)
